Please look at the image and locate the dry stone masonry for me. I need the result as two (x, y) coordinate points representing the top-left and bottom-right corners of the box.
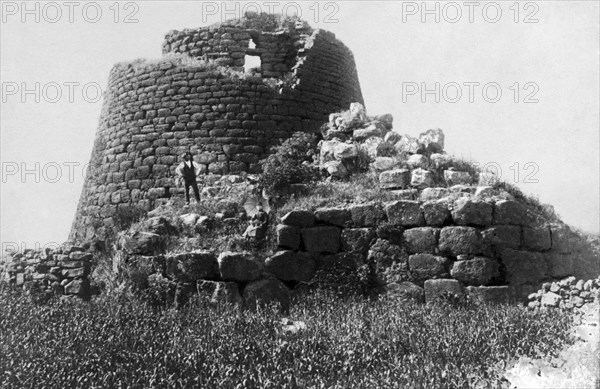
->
(70, 14), (362, 242)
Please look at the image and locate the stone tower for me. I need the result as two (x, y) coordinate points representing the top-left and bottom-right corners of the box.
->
(70, 14), (363, 242)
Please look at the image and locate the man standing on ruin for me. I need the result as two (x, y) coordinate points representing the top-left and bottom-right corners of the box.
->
(175, 152), (202, 204)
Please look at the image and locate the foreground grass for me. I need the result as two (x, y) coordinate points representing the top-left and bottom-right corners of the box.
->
(1, 287), (573, 389)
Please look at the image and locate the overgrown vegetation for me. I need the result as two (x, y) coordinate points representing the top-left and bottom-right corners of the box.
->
(259, 132), (322, 199)
(0, 286), (574, 389)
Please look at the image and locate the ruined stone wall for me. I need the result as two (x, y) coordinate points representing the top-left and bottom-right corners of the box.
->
(70, 21), (363, 242)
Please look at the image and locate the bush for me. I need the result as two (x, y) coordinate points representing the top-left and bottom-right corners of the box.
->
(259, 132), (321, 198)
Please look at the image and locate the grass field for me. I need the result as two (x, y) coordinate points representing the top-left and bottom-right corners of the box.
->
(0, 286), (574, 389)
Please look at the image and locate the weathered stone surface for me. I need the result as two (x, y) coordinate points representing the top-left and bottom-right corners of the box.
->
(180, 213), (200, 227)
(481, 226), (521, 249)
(500, 248), (547, 286)
(264, 251), (316, 282)
(544, 252), (573, 278)
(349, 203), (385, 227)
(395, 135), (423, 154)
(465, 286), (512, 305)
(451, 198), (493, 226)
(376, 224), (404, 245)
(384, 131), (401, 144)
(549, 223), (584, 254)
(301, 226), (341, 254)
(372, 157), (397, 172)
(197, 280), (242, 306)
(341, 228), (376, 254)
(540, 292), (561, 307)
(443, 170), (472, 186)
(168, 251), (219, 281)
(315, 207), (352, 227)
(61, 267), (88, 278)
(430, 153), (452, 169)
(408, 254), (448, 281)
(419, 188), (450, 202)
(450, 257), (499, 285)
(276, 224), (301, 250)
(281, 210), (315, 228)
(385, 200), (425, 227)
(353, 124), (382, 141)
(385, 281), (424, 303)
(421, 200), (451, 226)
(333, 142), (358, 160)
(243, 278), (291, 312)
(317, 252), (364, 271)
(323, 160), (348, 179)
(379, 169), (410, 190)
(424, 279), (464, 302)
(418, 128), (445, 153)
(218, 252), (262, 282)
(493, 200), (539, 227)
(403, 227), (439, 254)
(439, 227), (484, 257)
(522, 226), (551, 251)
(117, 231), (162, 255)
(410, 168), (435, 188)
(368, 238), (409, 284)
(68, 252), (92, 261)
(406, 154), (429, 169)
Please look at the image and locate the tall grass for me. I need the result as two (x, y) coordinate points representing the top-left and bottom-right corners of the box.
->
(1, 286), (573, 389)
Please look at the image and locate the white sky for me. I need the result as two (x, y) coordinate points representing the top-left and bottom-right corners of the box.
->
(1, 1), (599, 250)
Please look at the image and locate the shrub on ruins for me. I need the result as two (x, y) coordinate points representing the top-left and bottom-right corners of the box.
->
(259, 132), (321, 198)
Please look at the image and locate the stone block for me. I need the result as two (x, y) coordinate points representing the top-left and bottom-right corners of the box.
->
(410, 168), (435, 188)
(341, 228), (376, 254)
(439, 226), (484, 257)
(385, 200), (425, 227)
(544, 252), (573, 278)
(301, 226), (341, 254)
(443, 170), (472, 186)
(450, 257), (499, 285)
(419, 188), (450, 202)
(421, 200), (451, 226)
(314, 207), (352, 227)
(276, 224), (301, 250)
(264, 251), (316, 282)
(481, 226), (521, 249)
(493, 200), (538, 227)
(500, 248), (547, 286)
(64, 279), (90, 297)
(418, 128), (445, 153)
(403, 227), (439, 254)
(168, 251), (219, 282)
(408, 254), (448, 281)
(451, 198), (493, 226)
(522, 226), (551, 251)
(379, 169), (410, 189)
(372, 157), (397, 172)
(368, 238), (409, 284)
(348, 203), (385, 227)
(217, 251), (262, 282)
(424, 279), (464, 302)
(281, 210), (315, 227)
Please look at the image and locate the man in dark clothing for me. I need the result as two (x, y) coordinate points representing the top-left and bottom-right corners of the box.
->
(175, 152), (202, 204)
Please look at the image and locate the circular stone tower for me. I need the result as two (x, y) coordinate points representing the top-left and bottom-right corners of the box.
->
(70, 14), (363, 242)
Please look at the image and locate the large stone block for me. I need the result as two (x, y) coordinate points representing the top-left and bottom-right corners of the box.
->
(424, 279), (464, 303)
(368, 238), (409, 284)
(281, 210), (315, 228)
(348, 203), (385, 227)
(465, 286), (512, 305)
(500, 248), (547, 286)
(481, 226), (521, 249)
(117, 231), (163, 255)
(450, 257), (499, 285)
(439, 227), (484, 257)
(403, 227), (439, 254)
(217, 252), (262, 282)
(521, 226), (551, 251)
(451, 198), (493, 226)
(64, 279), (90, 297)
(385, 200), (425, 227)
(544, 251), (573, 278)
(379, 169), (410, 189)
(276, 224), (301, 250)
(264, 251), (316, 282)
(421, 200), (451, 226)
(301, 226), (341, 254)
(493, 200), (539, 227)
(410, 168), (435, 188)
(341, 228), (376, 254)
(314, 207), (352, 227)
(418, 128), (445, 153)
(167, 251), (219, 282)
(420, 188), (450, 202)
(408, 254), (448, 281)
(243, 278), (291, 312)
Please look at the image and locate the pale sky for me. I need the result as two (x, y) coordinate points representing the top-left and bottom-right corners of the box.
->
(1, 1), (599, 251)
